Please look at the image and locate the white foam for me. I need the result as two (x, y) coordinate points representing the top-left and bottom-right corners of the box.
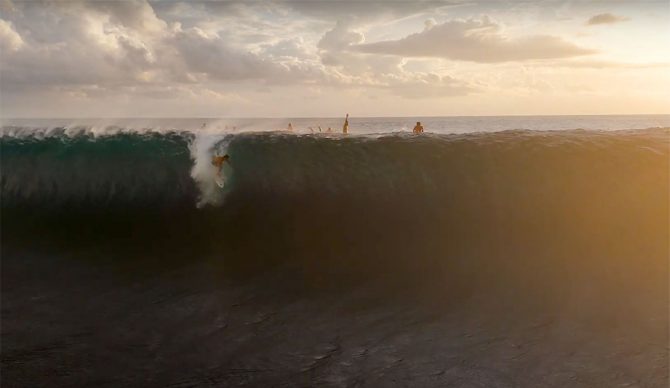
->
(188, 127), (229, 208)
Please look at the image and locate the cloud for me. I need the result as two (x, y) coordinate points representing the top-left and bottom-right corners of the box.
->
(0, 1), (520, 106)
(353, 16), (596, 62)
(317, 21), (366, 68)
(283, 0), (458, 23)
(538, 60), (670, 69)
(380, 72), (476, 98)
(0, 0), (326, 93)
(1, 1), (168, 89)
(586, 13), (629, 25)
(318, 21), (365, 51)
(88, 0), (168, 33)
(0, 19), (23, 52)
(260, 37), (311, 59)
(311, 22), (475, 98)
(8, 0), (663, 117)
(172, 26), (291, 81)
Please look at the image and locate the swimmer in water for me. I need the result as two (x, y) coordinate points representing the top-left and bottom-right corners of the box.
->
(343, 113), (349, 134)
(413, 121), (424, 134)
(211, 154), (230, 177)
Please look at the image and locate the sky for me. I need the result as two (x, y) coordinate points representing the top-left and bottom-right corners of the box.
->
(1, 0), (669, 118)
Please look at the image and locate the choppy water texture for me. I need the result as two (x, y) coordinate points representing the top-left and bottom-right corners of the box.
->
(2, 117), (669, 387)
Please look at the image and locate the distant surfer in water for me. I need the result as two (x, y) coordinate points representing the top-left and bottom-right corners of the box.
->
(211, 154), (230, 178)
(343, 114), (349, 134)
(288, 122), (293, 131)
(413, 121), (424, 134)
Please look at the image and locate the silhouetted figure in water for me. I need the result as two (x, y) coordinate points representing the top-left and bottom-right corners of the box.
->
(327, 127), (332, 133)
(343, 114), (349, 134)
(413, 121), (424, 134)
(288, 122), (293, 131)
(318, 126), (322, 133)
(211, 154), (230, 178)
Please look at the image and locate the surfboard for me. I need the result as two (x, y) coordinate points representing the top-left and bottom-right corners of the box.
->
(215, 175), (225, 188)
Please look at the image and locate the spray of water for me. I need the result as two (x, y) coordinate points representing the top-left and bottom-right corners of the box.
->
(188, 126), (231, 208)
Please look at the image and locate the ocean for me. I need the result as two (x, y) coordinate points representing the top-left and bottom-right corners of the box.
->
(2, 115), (668, 387)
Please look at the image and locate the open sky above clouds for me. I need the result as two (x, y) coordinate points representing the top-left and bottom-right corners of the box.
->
(1, 0), (669, 117)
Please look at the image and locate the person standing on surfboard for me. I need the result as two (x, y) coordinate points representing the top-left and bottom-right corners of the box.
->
(343, 113), (349, 134)
(211, 154), (230, 178)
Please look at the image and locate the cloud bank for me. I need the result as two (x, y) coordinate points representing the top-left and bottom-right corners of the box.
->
(0, 0), (666, 117)
(0, 0), (482, 105)
(587, 13), (629, 25)
(353, 17), (596, 62)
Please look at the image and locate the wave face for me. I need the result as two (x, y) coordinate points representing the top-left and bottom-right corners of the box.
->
(2, 128), (668, 296)
(2, 131), (196, 208)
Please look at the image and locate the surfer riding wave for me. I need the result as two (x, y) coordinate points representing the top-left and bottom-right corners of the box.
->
(211, 154), (230, 178)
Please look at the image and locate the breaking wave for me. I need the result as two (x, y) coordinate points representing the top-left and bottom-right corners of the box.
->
(2, 127), (668, 297)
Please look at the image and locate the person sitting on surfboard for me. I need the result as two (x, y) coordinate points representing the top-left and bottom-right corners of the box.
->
(211, 154), (230, 177)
